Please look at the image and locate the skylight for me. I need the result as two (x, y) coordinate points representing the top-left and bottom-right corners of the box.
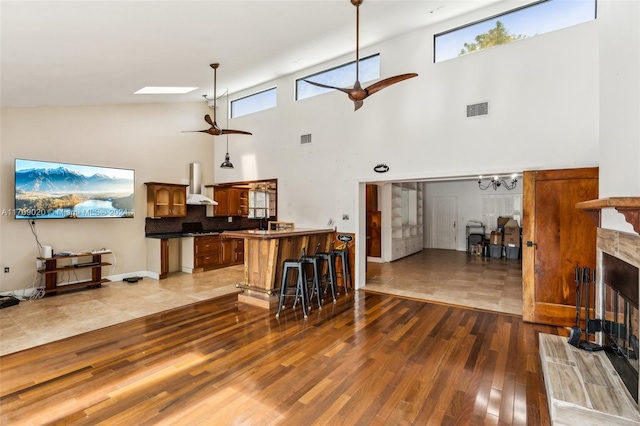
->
(134, 87), (198, 94)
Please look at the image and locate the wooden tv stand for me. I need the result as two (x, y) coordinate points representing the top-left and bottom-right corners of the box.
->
(37, 252), (112, 295)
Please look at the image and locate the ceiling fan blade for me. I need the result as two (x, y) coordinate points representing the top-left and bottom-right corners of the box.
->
(204, 114), (214, 126)
(221, 129), (253, 136)
(303, 79), (352, 95)
(364, 73), (418, 97)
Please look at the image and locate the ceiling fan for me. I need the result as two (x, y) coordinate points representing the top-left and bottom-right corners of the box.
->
(185, 63), (252, 136)
(303, 0), (418, 111)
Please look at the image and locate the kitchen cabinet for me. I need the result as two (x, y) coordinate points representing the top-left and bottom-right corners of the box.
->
(181, 235), (243, 274)
(145, 182), (188, 218)
(233, 238), (244, 263)
(209, 186), (248, 217)
(220, 238), (233, 264)
(213, 187), (229, 216)
(194, 235), (222, 270)
(221, 238), (244, 264)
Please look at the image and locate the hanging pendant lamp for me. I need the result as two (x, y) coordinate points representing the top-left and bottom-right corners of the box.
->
(220, 136), (234, 169)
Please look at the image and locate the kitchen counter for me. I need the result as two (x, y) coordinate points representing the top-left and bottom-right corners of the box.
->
(145, 231), (220, 239)
(221, 228), (334, 239)
(224, 228), (335, 310)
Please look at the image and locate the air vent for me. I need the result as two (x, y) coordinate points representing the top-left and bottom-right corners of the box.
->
(466, 101), (489, 118)
(300, 134), (312, 144)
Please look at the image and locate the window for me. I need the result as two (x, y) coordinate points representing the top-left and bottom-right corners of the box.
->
(434, 0), (596, 63)
(230, 87), (277, 118)
(296, 54), (380, 101)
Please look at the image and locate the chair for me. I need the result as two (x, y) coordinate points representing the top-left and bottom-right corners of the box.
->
(300, 245), (323, 309)
(275, 248), (309, 318)
(314, 242), (338, 303)
(331, 242), (352, 293)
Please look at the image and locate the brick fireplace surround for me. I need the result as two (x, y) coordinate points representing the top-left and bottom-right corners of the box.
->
(540, 198), (640, 424)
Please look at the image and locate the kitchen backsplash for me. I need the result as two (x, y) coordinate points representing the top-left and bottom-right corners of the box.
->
(144, 205), (271, 234)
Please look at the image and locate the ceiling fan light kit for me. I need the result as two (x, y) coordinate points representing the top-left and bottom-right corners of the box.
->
(303, 0), (418, 111)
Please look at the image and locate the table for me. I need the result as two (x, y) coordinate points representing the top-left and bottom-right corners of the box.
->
(221, 228), (334, 309)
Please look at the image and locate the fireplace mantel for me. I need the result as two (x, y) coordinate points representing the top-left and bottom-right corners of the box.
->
(576, 197), (640, 234)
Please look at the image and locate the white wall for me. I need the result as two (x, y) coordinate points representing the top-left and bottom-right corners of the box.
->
(598, 0), (640, 232)
(219, 7), (599, 237)
(0, 102), (214, 292)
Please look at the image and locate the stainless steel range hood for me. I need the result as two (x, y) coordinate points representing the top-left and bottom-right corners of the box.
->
(187, 163), (217, 205)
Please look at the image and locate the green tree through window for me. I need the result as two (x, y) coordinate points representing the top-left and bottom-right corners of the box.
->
(459, 21), (526, 56)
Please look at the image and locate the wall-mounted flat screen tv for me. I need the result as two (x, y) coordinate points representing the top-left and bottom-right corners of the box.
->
(14, 159), (134, 219)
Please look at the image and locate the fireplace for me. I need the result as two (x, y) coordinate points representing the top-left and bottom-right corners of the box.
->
(594, 226), (640, 410)
(602, 252), (640, 402)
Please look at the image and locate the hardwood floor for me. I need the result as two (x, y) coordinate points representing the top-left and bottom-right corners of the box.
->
(0, 290), (566, 425)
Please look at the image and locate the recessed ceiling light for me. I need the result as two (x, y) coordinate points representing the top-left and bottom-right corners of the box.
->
(134, 87), (198, 94)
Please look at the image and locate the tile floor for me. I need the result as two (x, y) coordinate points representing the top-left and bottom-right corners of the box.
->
(364, 248), (523, 316)
(0, 249), (522, 356)
(0, 265), (244, 356)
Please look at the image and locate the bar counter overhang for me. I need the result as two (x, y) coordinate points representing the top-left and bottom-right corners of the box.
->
(222, 228), (335, 309)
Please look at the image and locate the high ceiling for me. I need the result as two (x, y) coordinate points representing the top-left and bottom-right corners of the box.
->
(1, 0), (503, 108)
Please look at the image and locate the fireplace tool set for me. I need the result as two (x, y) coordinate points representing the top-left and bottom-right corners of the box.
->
(568, 266), (604, 351)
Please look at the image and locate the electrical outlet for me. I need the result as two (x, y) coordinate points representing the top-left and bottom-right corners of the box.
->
(228, 217), (233, 222)
(72, 258), (78, 265)
(342, 214), (349, 220)
(3, 267), (9, 273)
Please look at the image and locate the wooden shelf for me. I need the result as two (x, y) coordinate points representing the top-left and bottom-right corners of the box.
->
(38, 262), (112, 274)
(37, 252), (112, 294)
(576, 197), (640, 233)
(42, 279), (110, 294)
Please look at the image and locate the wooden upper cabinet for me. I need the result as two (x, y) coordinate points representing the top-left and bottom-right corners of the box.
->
(145, 183), (188, 218)
(212, 186), (248, 217)
(229, 188), (248, 216)
(213, 187), (230, 217)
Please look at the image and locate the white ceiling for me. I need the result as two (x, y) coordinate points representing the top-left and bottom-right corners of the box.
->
(1, 0), (503, 108)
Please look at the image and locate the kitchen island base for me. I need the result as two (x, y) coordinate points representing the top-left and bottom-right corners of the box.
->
(222, 228), (335, 311)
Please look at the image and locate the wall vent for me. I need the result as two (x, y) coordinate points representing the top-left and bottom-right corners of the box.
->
(300, 134), (312, 144)
(466, 102), (489, 118)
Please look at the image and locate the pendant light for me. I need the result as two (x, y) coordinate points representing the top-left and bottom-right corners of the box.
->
(220, 136), (234, 169)
(220, 88), (234, 169)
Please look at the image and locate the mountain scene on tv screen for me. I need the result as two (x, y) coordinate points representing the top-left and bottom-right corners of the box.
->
(15, 165), (134, 218)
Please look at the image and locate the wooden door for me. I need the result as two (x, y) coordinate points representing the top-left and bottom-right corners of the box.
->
(431, 196), (457, 250)
(367, 211), (382, 257)
(522, 167), (598, 325)
(366, 184), (381, 257)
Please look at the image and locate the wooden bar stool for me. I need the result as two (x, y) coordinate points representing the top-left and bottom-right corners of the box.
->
(275, 249), (309, 319)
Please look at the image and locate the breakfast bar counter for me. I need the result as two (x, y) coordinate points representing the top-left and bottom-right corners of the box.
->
(222, 228), (334, 309)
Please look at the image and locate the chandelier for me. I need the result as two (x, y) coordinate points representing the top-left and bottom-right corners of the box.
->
(478, 174), (518, 191)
